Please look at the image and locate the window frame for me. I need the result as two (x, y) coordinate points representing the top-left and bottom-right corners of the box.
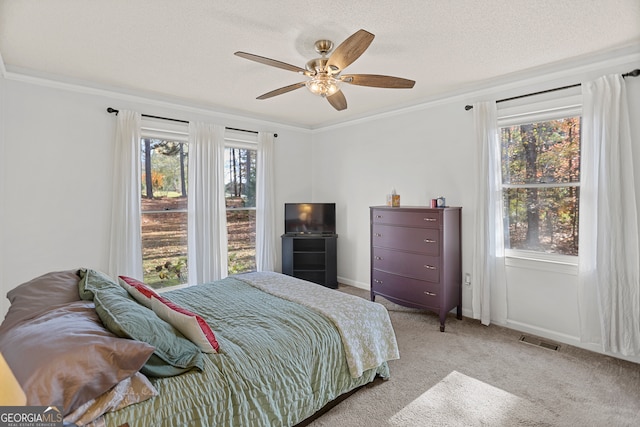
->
(224, 131), (258, 274)
(139, 119), (190, 287)
(138, 120), (261, 284)
(497, 94), (582, 272)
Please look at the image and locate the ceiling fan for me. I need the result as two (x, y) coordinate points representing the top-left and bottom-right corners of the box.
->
(234, 29), (415, 111)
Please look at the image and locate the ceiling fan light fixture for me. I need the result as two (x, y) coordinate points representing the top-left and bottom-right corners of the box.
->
(236, 29), (414, 110)
(305, 75), (340, 97)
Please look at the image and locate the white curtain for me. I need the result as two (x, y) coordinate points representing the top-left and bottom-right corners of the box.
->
(471, 101), (508, 326)
(108, 110), (143, 279)
(255, 132), (276, 271)
(187, 122), (228, 284)
(578, 74), (640, 356)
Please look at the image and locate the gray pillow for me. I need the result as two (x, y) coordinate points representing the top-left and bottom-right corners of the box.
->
(78, 268), (127, 300)
(0, 301), (155, 416)
(0, 269), (81, 333)
(92, 287), (204, 377)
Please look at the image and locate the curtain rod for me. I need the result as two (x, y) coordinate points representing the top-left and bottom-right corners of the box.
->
(464, 68), (640, 111)
(106, 108), (277, 137)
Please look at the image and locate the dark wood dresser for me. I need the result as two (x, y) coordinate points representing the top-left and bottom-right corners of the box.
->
(370, 206), (462, 331)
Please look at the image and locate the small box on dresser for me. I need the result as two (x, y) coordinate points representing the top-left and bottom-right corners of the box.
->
(370, 206), (462, 331)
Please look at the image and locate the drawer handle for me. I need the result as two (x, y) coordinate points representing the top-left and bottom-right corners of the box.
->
(375, 233), (382, 237)
(424, 291), (437, 296)
(374, 279), (383, 284)
(424, 239), (436, 243)
(424, 265), (437, 270)
(424, 218), (437, 222)
(376, 215), (383, 218)
(375, 256), (383, 260)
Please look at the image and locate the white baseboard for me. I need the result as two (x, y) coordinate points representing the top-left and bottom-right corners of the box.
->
(337, 276), (369, 290)
(504, 319), (580, 345)
(505, 319), (640, 365)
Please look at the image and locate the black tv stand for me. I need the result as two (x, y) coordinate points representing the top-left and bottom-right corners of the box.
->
(281, 234), (337, 289)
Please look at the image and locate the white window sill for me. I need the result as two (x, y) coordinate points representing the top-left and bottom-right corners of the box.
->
(505, 250), (578, 275)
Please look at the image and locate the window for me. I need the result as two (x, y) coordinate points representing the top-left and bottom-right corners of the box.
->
(139, 123), (258, 288)
(225, 145), (257, 274)
(499, 102), (581, 258)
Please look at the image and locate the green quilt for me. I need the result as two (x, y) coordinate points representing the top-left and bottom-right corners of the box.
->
(102, 276), (389, 427)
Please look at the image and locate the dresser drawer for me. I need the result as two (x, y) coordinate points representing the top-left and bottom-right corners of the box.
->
(372, 270), (441, 309)
(372, 247), (440, 283)
(372, 209), (441, 228)
(372, 224), (440, 255)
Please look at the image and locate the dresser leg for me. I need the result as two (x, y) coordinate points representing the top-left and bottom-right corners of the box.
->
(440, 323), (445, 332)
(456, 305), (462, 320)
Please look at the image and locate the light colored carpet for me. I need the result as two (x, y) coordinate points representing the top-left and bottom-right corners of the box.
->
(308, 285), (640, 427)
(387, 370), (555, 426)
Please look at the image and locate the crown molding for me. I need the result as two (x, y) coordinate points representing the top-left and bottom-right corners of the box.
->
(313, 43), (640, 133)
(2, 66), (313, 135)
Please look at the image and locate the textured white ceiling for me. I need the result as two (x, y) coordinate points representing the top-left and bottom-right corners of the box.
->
(1, 0), (639, 128)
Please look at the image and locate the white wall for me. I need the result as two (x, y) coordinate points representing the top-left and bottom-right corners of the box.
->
(0, 78), (313, 318)
(310, 53), (640, 363)
(311, 102), (475, 302)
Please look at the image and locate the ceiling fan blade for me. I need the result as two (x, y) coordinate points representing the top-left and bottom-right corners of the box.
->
(256, 82), (307, 100)
(341, 74), (415, 89)
(326, 29), (375, 71)
(235, 51), (307, 74)
(327, 90), (347, 111)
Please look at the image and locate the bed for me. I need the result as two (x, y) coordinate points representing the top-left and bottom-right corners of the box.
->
(0, 269), (399, 427)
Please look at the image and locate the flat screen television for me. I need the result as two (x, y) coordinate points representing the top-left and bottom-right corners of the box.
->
(284, 203), (336, 235)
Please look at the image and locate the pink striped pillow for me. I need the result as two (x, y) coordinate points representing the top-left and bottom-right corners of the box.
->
(118, 276), (160, 308)
(150, 295), (220, 353)
(119, 276), (219, 353)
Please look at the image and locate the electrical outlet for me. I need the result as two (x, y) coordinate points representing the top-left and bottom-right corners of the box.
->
(464, 273), (471, 286)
